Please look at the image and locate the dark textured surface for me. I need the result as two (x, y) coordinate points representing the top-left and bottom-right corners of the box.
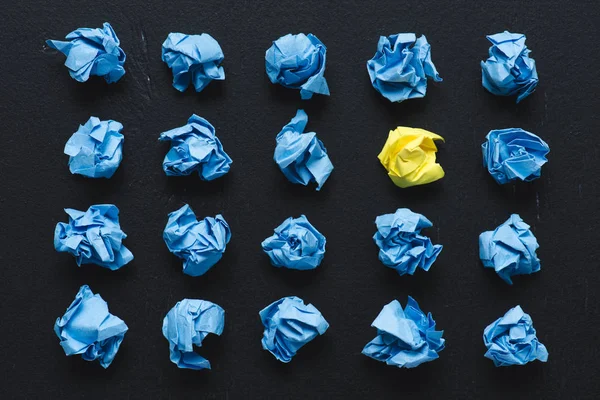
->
(2, 1), (599, 399)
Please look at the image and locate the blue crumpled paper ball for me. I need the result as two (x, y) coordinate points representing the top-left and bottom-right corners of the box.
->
(482, 128), (549, 184)
(481, 31), (538, 103)
(362, 297), (445, 368)
(54, 204), (134, 270)
(373, 208), (442, 276)
(64, 116), (124, 179)
(367, 33), (442, 103)
(163, 204), (231, 277)
(54, 285), (128, 368)
(162, 299), (225, 370)
(46, 22), (126, 84)
(479, 214), (541, 284)
(259, 296), (329, 363)
(484, 305), (549, 367)
(159, 114), (232, 180)
(261, 215), (326, 270)
(265, 33), (330, 100)
(161, 32), (225, 92)
(274, 110), (333, 190)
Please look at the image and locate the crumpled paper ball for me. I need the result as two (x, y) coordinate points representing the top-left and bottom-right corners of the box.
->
(54, 285), (128, 368)
(159, 114), (232, 180)
(373, 208), (442, 275)
(261, 215), (326, 270)
(274, 109), (333, 190)
(482, 128), (550, 184)
(484, 305), (549, 367)
(64, 116), (124, 178)
(479, 214), (541, 284)
(378, 127), (444, 188)
(161, 32), (225, 92)
(163, 204), (231, 277)
(259, 296), (329, 362)
(481, 31), (538, 103)
(162, 299), (225, 370)
(265, 33), (330, 100)
(362, 297), (445, 368)
(54, 204), (134, 270)
(46, 22), (126, 83)
(367, 33), (442, 102)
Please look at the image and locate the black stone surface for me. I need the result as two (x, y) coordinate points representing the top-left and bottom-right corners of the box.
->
(2, 1), (599, 398)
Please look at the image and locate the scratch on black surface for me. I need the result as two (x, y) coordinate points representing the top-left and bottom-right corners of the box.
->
(535, 192), (540, 221)
(141, 29), (147, 54)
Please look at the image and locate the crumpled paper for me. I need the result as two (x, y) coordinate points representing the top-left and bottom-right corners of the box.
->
(479, 214), (541, 284)
(163, 204), (231, 277)
(274, 110), (333, 190)
(373, 208), (442, 275)
(378, 127), (444, 188)
(261, 215), (326, 270)
(265, 33), (330, 100)
(159, 114), (232, 180)
(162, 299), (225, 370)
(481, 31), (538, 103)
(482, 128), (550, 184)
(260, 296), (329, 362)
(484, 305), (548, 367)
(54, 204), (133, 270)
(46, 22), (126, 84)
(54, 285), (128, 368)
(367, 33), (442, 103)
(64, 116), (124, 178)
(161, 32), (225, 92)
(362, 297), (445, 368)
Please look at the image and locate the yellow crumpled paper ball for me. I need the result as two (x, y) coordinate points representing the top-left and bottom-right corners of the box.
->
(378, 127), (445, 188)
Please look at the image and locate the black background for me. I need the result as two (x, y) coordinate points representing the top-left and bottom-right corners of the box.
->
(2, 0), (599, 399)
